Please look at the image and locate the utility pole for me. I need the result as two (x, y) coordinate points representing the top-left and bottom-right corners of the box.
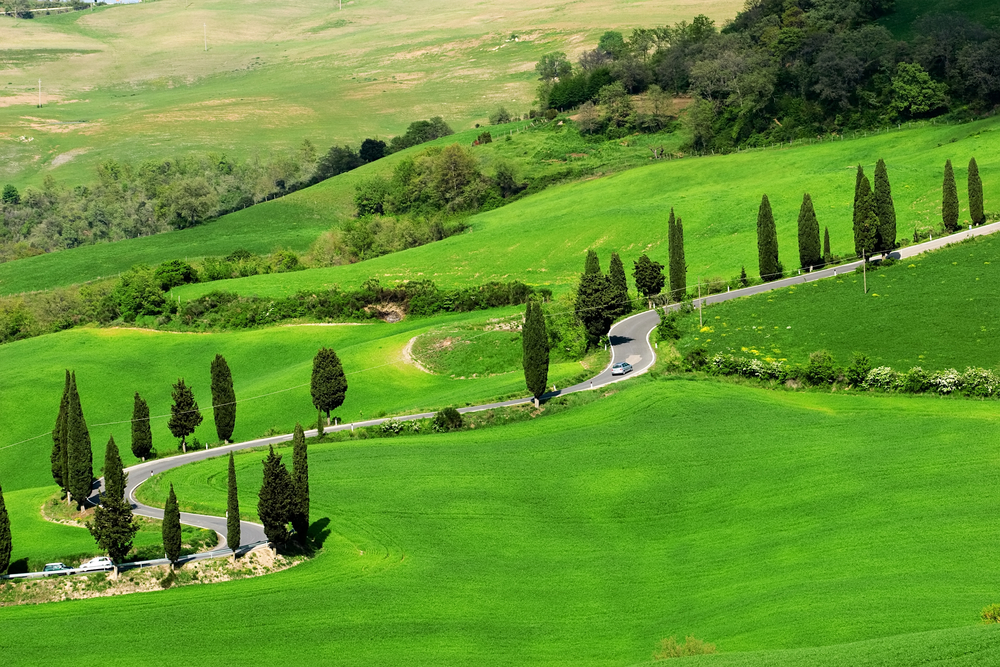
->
(698, 280), (703, 328)
(204, 23), (207, 51)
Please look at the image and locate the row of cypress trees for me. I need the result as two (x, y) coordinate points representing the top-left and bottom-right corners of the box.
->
(943, 157), (986, 231)
(50, 371), (94, 508)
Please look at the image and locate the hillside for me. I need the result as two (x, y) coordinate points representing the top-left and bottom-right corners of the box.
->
(5, 379), (1000, 664)
(0, 0), (740, 185)
(883, 0), (1000, 35)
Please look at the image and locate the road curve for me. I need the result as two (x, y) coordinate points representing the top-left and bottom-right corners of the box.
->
(113, 220), (1000, 548)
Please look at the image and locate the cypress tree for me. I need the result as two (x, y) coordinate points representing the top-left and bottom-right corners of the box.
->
(757, 195), (781, 281)
(162, 483), (182, 564)
(227, 452), (241, 552)
(942, 159), (959, 232)
(632, 254), (666, 298)
(210, 354), (237, 444)
(856, 185), (879, 258)
(51, 370), (70, 491)
(167, 378), (203, 453)
(131, 393), (153, 461)
(575, 271), (616, 344)
(853, 164), (865, 247)
(874, 159), (897, 252)
(0, 479), (10, 574)
(66, 373), (93, 509)
(102, 435), (126, 502)
(668, 208), (688, 302)
(969, 157), (985, 226)
(797, 194), (821, 270)
(608, 252), (629, 317)
(522, 301), (550, 401)
(854, 176), (875, 257)
(291, 424), (310, 542)
(258, 446), (293, 545)
(823, 226), (832, 264)
(584, 249), (601, 275)
(311, 348), (348, 424)
(676, 216), (687, 296)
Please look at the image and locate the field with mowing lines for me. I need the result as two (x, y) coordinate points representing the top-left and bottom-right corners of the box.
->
(4, 379), (999, 664)
(165, 116), (1000, 302)
(673, 234), (1000, 372)
(0, 0), (740, 184)
(0, 306), (602, 492)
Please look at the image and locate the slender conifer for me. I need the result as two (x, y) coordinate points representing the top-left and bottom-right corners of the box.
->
(854, 176), (875, 256)
(311, 348), (348, 425)
(162, 483), (182, 564)
(0, 480), (10, 574)
(943, 159), (959, 231)
(258, 446), (293, 545)
(87, 436), (137, 564)
(131, 393), (153, 461)
(522, 301), (550, 401)
(67, 373), (93, 509)
(969, 157), (985, 226)
(676, 216), (687, 295)
(668, 208), (687, 301)
(608, 252), (629, 317)
(51, 370), (70, 491)
(797, 194), (821, 269)
(757, 195), (781, 281)
(167, 378), (203, 453)
(857, 183), (879, 258)
(874, 159), (897, 252)
(584, 249), (601, 275)
(823, 226), (832, 264)
(227, 452), (240, 552)
(853, 165), (865, 247)
(102, 435), (125, 502)
(211, 354), (237, 444)
(291, 424), (310, 542)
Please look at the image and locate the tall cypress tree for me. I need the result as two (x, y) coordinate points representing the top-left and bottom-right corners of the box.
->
(522, 301), (550, 401)
(874, 159), (897, 252)
(757, 195), (781, 281)
(210, 354), (237, 444)
(167, 378), (203, 453)
(797, 194), (821, 270)
(51, 370), (71, 492)
(608, 252), (629, 317)
(227, 452), (241, 552)
(66, 373), (93, 509)
(131, 393), (153, 461)
(311, 348), (348, 425)
(291, 424), (310, 542)
(853, 164), (865, 247)
(857, 185), (879, 258)
(969, 157), (985, 226)
(854, 176), (875, 257)
(584, 249), (601, 275)
(668, 208), (687, 302)
(258, 446), (293, 545)
(676, 216), (687, 295)
(0, 479), (10, 574)
(87, 435), (137, 564)
(162, 483), (182, 564)
(942, 159), (959, 232)
(823, 226), (832, 264)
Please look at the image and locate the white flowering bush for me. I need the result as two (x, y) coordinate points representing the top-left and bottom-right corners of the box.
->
(863, 366), (901, 391)
(380, 419), (405, 435)
(960, 368), (1000, 398)
(710, 354), (785, 381)
(928, 369), (961, 394)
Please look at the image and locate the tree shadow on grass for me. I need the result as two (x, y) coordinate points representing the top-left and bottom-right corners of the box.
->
(310, 517), (331, 548)
(7, 558), (29, 575)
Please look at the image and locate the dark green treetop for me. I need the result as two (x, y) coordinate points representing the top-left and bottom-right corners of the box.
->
(258, 446), (294, 545)
(211, 354), (237, 444)
(942, 159), (959, 232)
(797, 193), (821, 270)
(131, 393), (153, 461)
(311, 348), (348, 421)
(874, 159), (897, 252)
(162, 483), (182, 563)
(757, 195), (781, 281)
(522, 301), (550, 400)
(168, 378), (203, 453)
(291, 424), (310, 542)
(633, 254), (666, 298)
(227, 452), (241, 552)
(969, 157), (985, 226)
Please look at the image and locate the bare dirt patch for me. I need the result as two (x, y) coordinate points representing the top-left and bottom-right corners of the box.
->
(50, 147), (89, 168)
(401, 335), (434, 374)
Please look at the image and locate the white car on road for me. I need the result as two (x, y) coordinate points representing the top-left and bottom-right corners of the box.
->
(79, 556), (114, 572)
(611, 362), (633, 376)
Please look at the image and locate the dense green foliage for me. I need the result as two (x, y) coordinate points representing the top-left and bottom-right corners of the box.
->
(633, 254), (665, 298)
(86, 437), (138, 563)
(796, 194), (821, 270)
(0, 481), (9, 574)
(310, 348), (347, 422)
(102, 435), (125, 502)
(130, 393), (153, 461)
(969, 157), (985, 226)
(943, 159), (959, 231)
(756, 195), (780, 281)
(257, 446), (293, 545)
(575, 263), (616, 343)
(874, 159), (897, 251)
(291, 424), (309, 542)
(853, 174), (879, 257)
(227, 452), (240, 551)
(161, 484), (181, 563)
(210, 354), (236, 443)
(823, 226), (832, 263)
(667, 208), (687, 301)
(66, 372), (92, 508)
(49, 370), (69, 492)
(167, 379), (203, 452)
(607, 252), (629, 317)
(522, 301), (550, 400)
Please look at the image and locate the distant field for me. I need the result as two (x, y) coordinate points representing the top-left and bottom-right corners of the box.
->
(674, 233), (1000, 372)
(0, 307), (600, 492)
(165, 117), (1000, 300)
(0, 0), (740, 184)
(5, 379), (999, 664)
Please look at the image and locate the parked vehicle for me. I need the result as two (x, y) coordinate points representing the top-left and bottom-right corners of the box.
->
(611, 362), (633, 376)
(79, 556), (114, 572)
(43, 562), (69, 574)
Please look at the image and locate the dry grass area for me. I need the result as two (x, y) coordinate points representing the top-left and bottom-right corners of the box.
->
(0, 0), (742, 183)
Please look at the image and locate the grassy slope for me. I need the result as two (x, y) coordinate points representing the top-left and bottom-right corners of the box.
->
(673, 233), (1000, 371)
(0, 0), (739, 185)
(4, 379), (1000, 664)
(167, 116), (1000, 301)
(0, 307), (598, 492)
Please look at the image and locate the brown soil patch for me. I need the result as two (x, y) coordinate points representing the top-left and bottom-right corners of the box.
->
(401, 335), (433, 374)
(364, 302), (405, 323)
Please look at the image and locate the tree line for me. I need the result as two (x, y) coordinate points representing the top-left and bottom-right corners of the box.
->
(534, 3), (1000, 151)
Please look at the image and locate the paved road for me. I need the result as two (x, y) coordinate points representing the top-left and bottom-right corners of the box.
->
(100, 220), (1000, 551)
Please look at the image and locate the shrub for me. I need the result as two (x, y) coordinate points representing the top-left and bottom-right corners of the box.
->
(154, 260), (199, 291)
(804, 350), (837, 385)
(432, 407), (464, 432)
(653, 636), (717, 659)
(656, 313), (681, 341)
(982, 604), (1000, 623)
(845, 353), (872, 387)
(488, 107), (512, 125)
(684, 347), (708, 371)
(959, 367), (1000, 398)
(928, 368), (961, 394)
(863, 366), (901, 391)
(902, 366), (929, 393)
(379, 419), (405, 436)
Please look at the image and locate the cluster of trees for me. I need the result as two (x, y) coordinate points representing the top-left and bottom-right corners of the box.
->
(536, 4), (1000, 151)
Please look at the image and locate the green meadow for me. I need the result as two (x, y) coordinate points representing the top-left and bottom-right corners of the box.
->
(674, 233), (1000, 372)
(4, 379), (1000, 664)
(0, 307), (599, 493)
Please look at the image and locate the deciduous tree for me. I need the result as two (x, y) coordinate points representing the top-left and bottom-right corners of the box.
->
(227, 452), (240, 552)
(797, 194), (821, 269)
(522, 301), (550, 401)
(943, 159), (959, 232)
(168, 379), (203, 453)
(311, 348), (347, 424)
(291, 424), (310, 542)
(210, 354), (236, 444)
(969, 157), (985, 226)
(162, 484), (182, 564)
(633, 254), (666, 298)
(131, 393), (153, 461)
(258, 446), (293, 545)
(757, 195), (781, 281)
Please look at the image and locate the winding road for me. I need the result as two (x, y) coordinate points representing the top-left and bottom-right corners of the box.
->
(105, 220), (1000, 551)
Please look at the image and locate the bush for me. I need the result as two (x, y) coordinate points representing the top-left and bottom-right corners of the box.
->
(863, 366), (901, 391)
(902, 366), (929, 393)
(433, 407), (464, 432)
(982, 604), (1000, 623)
(959, 367), (1000, 398)
(154, 260), (199, 291)
(656, 313), (681, 341)
(684, 347), (708, 371)
(928, 368), (961, 394)
(845, 353), (873, 387)
(804, 350), (837, 385)
(379, 419), (405, 436)
(489, 107), (513, 125)
(653, 636), (717, 659)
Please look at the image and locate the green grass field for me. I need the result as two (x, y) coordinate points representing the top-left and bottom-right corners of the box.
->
(0, 0), (739, 185)
(4, 378), (1000, 664)
(673, 233), (1000, 372)
(160, 116), (999, 303)
(0, 307), (601, 493)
